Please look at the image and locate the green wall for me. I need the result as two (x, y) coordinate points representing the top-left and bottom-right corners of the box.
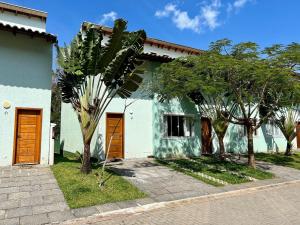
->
(0, 30), (53, 166)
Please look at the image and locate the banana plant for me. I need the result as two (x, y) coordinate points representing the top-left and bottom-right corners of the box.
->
(273, 106), (300, 155)
(57, 19), (146, 174)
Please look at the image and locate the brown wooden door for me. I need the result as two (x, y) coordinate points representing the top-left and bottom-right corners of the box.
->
(106, 113), (124, 159)
(201, 117), (212, 155)
(14, 109), (42, 164)
(297, 122), (300, 149)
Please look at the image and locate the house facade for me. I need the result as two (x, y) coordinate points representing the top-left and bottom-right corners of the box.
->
(60, 23), (299, 160)
(0, 2), (56, 166)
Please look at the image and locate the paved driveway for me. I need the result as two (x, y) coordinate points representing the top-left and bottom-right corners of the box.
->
(108, 158), (300, 201)
(67, 181), (300, 225)
(0, 166), (73, 225)
(109, 159), (221, 202)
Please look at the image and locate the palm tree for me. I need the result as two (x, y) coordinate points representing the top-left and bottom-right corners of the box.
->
(273, 106), (300, 156)
(57, 19), (146, 174)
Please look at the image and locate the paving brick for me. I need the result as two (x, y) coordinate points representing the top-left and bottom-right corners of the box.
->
(42, 194), (65, 204)
(95, 203), (121, 213)
(30, 178), (57, 185)
(48, 210), (75, 223)
(0, 218), (19, 225)
(72, 206), (99, 218)
(20, 213), (49, 225)
(0, 194), (7, 201)
(0, 187), (19, 194)
(39, 183), (59, 190)
(20, 196), (44, 207)
(6, 206), (32, 218)
(0, 200), (19, 210)
(19, 185), (40, 192)
(67, 182), (300, 225)
(30, 189), (62, 197)
(116, 200), (139, 209)
(0, 210), (5, 220)
(32, 202), (68, 214)
(8, 192), (30, 200)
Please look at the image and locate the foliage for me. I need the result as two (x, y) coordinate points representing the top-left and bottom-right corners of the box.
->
(255, 152), (300, 170)
(153, 38), (300, 168)
(157, 157), (273, 187)
(272, 106), (300, 155)
(51, 76), (61, 137)
(153, 54), (237, 160)
(57, 19), (146, 173)
(51, 152), (146, 208)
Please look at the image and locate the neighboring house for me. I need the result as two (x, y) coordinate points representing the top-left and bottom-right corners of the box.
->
(60, 22), (299, 160)
(0, 2), (56, 166)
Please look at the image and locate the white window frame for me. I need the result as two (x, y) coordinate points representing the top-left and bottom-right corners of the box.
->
(163, 114), (195, 139)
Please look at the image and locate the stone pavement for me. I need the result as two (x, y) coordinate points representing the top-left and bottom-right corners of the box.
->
(0, 166), (73, 225)
(1, 158), (299, 225)
(108, 158), (300, 197)
(68, 158), (300, 220)
(64, 181), (300, 225)
(109, 159), (222, 201)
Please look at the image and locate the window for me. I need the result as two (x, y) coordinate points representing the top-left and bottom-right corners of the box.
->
(266, 120), (281, 137)
(164, 115), (194, 137)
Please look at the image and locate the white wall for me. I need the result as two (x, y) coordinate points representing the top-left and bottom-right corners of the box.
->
(0, 30), (53, 166)
(60, 68), (153, 159)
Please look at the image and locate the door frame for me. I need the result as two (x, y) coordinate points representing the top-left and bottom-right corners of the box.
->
(105, 112), (125, 159)
(13, 107), (43, 165)
(201, 117), (213, 155)
(297, 122), (300, 149)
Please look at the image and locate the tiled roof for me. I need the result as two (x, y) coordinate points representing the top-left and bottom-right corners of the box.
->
(0, 22), (57, 43)
(82, 22), (203, 56)
(0, 2), (47, 20)
(139, 52), (174, 62)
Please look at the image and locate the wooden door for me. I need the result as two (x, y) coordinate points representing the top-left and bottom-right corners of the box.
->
(297, 122), (300, 149)
(106, 113), (124, 159)
(201, 117), (212, 155)
(14, 109), (42, 164)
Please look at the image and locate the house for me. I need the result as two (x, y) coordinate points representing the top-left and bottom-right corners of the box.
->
(0, 2), (56, 166)
(60, 22), (299, 160)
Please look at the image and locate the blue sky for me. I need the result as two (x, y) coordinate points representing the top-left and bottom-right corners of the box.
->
(5, 0), (300, 50)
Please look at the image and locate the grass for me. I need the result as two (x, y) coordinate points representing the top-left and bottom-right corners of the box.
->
(255, 152), (300, 170)
(51, 152), (146, 209)
(157, 156), (274, 187)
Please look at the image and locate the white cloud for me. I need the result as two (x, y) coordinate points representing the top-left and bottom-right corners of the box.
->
(234, 0), (248, 9)
(155, 3), (201, 33)
(201, 1), (221, 30)
(155, 0), (252, 33)
(155, 3), (176, 18)
(227, 0), (252, 13)
(100, 11), (118, 25)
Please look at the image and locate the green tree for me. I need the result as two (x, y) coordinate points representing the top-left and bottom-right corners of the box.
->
(154, 39), (295, 168)
(273, 106), (300, 155)
(209, 40), (294, 168)
(153, 53), (237, 160)
(264, 43), (300, 156)
(51, 77), (61, 137)
(57, 19), (146, 174)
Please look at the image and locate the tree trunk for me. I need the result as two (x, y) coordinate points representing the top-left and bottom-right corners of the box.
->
(247, 125), (256, 169)
(81, 140), (92, 174)
(285, 142), (292, 156)
(218, 135), (225, 161)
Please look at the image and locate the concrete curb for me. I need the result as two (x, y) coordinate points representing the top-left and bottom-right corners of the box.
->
(61, 179), (300, 225)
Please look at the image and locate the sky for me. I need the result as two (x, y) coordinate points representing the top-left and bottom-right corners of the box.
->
(5, 0), (300, 50)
